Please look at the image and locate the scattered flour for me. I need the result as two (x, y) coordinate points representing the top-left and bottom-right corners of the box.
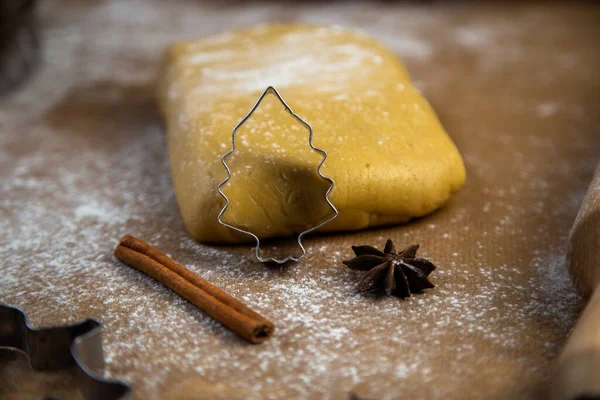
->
(537, 102), (559, 118)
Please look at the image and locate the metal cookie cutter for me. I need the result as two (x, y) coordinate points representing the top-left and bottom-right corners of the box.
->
(217, 86), (339, 264)
(0, 304), (130, 400)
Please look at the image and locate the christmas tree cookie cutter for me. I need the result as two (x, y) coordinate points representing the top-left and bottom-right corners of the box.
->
(217, 86), (338, 264)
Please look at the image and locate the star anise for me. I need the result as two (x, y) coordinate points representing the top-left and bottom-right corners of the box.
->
(343, 239), (436, 298)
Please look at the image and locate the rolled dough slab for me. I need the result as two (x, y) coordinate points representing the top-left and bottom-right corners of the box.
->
(158, 24), (466, 243)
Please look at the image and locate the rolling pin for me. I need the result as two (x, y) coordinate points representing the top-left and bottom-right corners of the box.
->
(554, 163), (600, 400)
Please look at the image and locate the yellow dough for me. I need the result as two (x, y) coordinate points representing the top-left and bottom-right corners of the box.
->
(158, 24), (466, 243)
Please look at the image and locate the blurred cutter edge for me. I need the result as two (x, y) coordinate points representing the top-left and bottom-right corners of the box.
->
(0, 304), (131, 400)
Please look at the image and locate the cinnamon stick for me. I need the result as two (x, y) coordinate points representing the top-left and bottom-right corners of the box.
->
(114, 235), (274, 343)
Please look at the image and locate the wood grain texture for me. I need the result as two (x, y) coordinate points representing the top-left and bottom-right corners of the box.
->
(567, 164), (600, 296)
